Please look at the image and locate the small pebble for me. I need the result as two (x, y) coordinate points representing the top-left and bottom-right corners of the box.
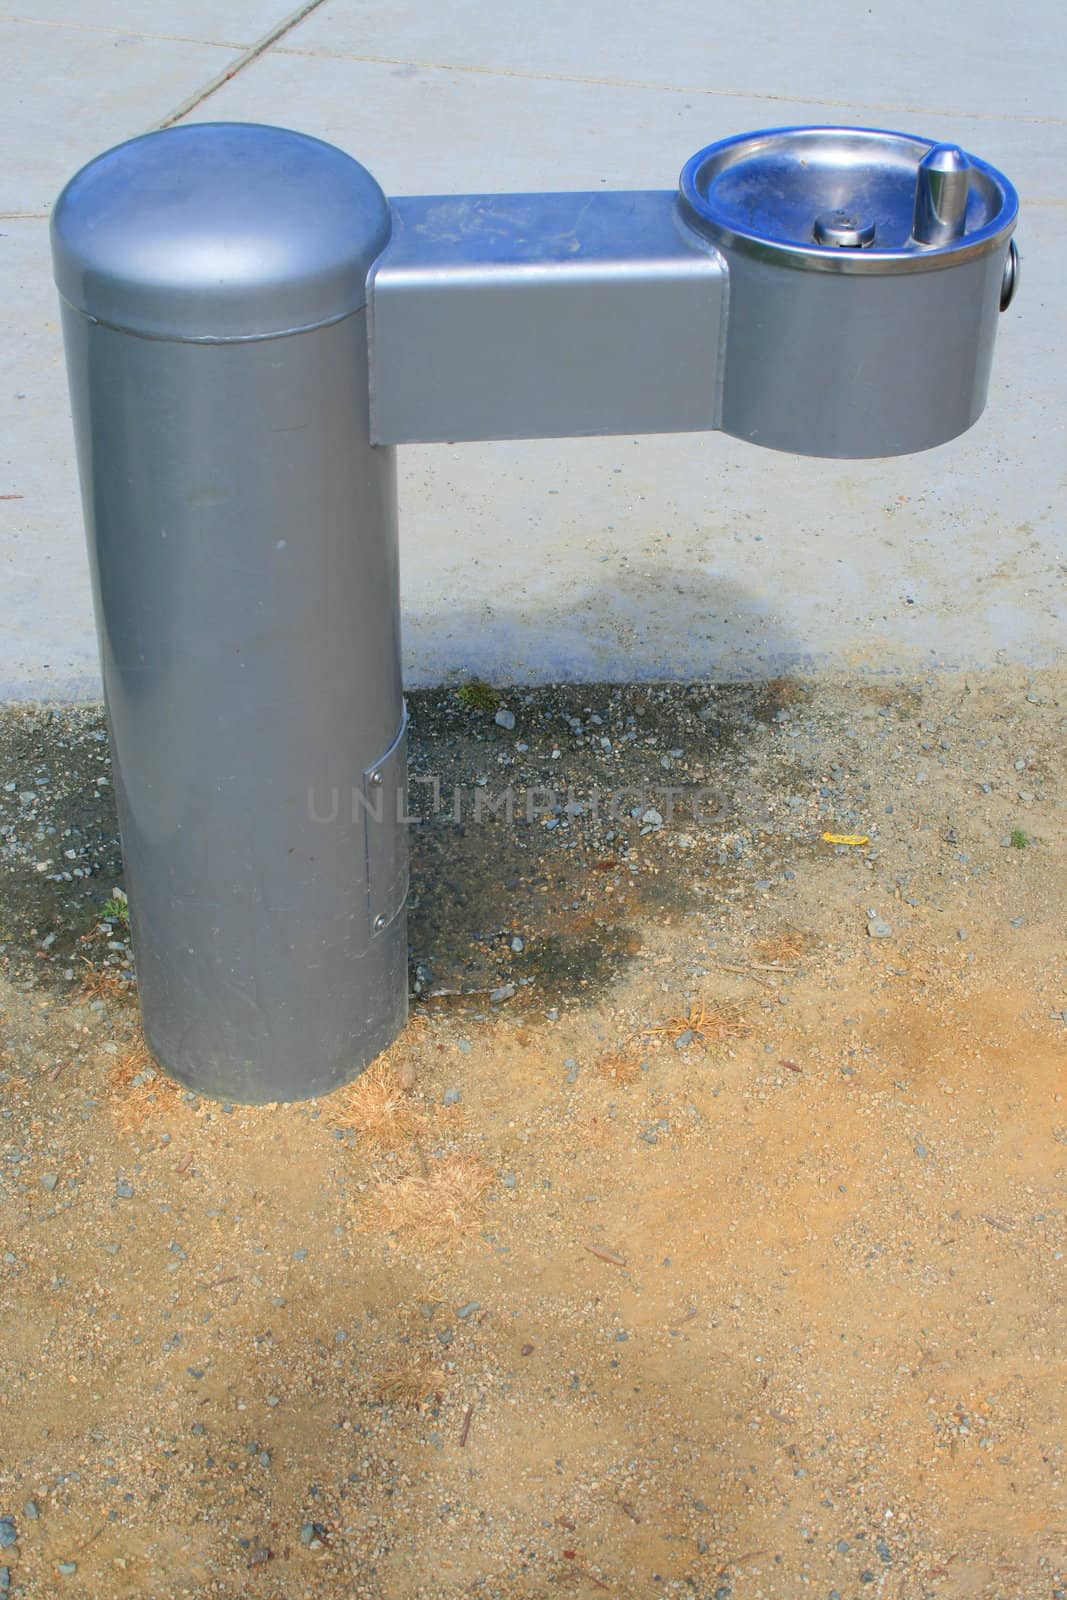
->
(443, 1088), (461, 1107)
(867, 917), (893, 939)
(23, 1502), (37, 1521)
(115, 1180), (134, 1199)
(58, 1562), (77, 1577)
(0, 1522), (15, 1549)
(456, 1301), (481, 1320)
(494, 708), (516, 730)
(39, 1173), (58, 1193)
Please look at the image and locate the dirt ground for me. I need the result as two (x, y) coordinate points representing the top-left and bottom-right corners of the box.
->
(0, 668), (1064, 1600)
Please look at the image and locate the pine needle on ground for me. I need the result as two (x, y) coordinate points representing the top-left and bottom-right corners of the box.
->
(368, 1156), (493, 1245)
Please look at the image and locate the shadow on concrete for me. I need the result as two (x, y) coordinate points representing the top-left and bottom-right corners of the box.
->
(404, 564), (806, 1005)
(0, 567), (805, 1016)
(403, 559), (811, 688)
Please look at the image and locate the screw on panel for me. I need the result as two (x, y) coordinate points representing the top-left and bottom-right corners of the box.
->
(373, 913), (387, 932)
(369, 770), (383, 787)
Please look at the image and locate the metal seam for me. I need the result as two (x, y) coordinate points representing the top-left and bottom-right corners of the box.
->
(55, 294), (365, 345)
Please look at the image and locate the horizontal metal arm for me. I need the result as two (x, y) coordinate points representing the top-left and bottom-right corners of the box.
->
(367, 191), (726, 445)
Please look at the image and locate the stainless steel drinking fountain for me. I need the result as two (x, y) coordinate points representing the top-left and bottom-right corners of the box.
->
(51, 121), (1019, 1102)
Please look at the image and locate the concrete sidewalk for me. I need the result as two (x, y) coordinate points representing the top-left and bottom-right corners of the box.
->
(1, 0), (1064, 698)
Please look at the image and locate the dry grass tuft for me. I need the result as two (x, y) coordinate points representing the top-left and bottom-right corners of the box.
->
(325, 1056), (426, 1152)
(647, 999), (751, 1047)
(107, 1036), (178, 1131)
(80, 958), (134, 1006)
(753, 926), (810, 966)
(373, 1363), (447, 1407)
(369, 1156), (493, 1245)
(595, 1050), (644, 1084)
(696, 1000), (752, 1044)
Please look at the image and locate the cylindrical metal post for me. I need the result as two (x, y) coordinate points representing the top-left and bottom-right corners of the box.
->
(52, 123), (408, 1102)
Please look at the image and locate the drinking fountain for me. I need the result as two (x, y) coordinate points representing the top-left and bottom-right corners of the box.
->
(50, 121), (1018, 1100)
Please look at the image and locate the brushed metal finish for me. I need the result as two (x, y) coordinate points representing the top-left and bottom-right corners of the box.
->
(61, 307), (406, 1102)
(52, 122), (392, 340)
(717, 242), (1008, 456)
(54, 124), (407, 1104)
(912, 144), (971, 246)
(812, 209), (877, 248)
(674, 125), (1016, 455)
(680, 125), (1016, 273)
(369, 191), (726, 444)
(369, 127), (1016, 456)
(1000, 237), (1020, 310)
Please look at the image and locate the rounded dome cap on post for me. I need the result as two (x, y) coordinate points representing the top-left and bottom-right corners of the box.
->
(51, 122), (392, 342)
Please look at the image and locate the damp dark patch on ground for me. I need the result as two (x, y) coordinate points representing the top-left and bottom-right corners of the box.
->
(0, 704), (123, 988)
(404, 680), (785, 1003)
(7, 670), (1049, 1015)
(0, 682), (779, 1007)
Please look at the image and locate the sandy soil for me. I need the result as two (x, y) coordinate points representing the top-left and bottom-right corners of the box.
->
(0, 668), (1064, 1600)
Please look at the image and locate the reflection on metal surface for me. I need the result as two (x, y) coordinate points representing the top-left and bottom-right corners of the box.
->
(679, 125), (1016, 272)
(912, 144), (971, 246)
(812, 209), (877, 248)
(1000, 237), (1020, 311)
(369, 191), (725, 445)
